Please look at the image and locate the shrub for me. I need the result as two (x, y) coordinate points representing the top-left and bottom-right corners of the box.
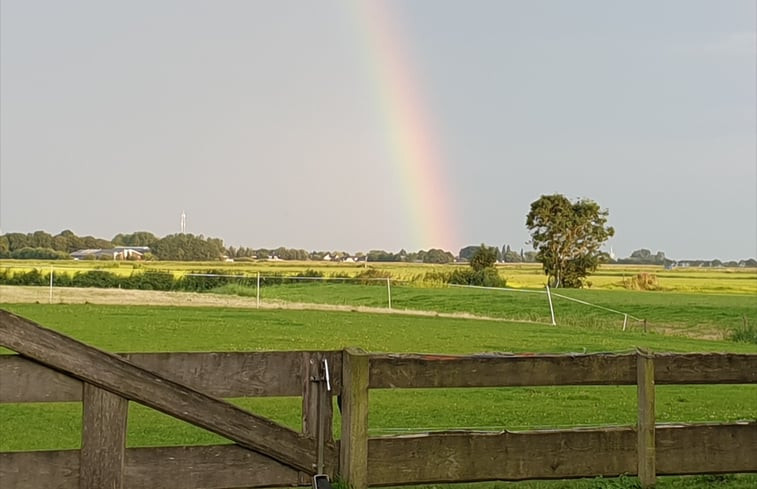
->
(124, 271), (175, 291)
(296, 268), (324, 278)
(448, 268), (506, 288)
(624, 273), (659, 291)
(178, 270), (241, 291)
(259, 272), (286, 286)
(3, 269), (49, 286)
(417, 271), (452, 287)
(72, 270), (121, 288)
(51, 272), (73, 287)
(354, 268), (392, 285)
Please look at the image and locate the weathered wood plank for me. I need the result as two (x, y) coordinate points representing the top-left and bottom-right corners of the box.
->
(655, 353), (757, 384)
(0, 354), (82, 402)
(369, 353), (638, 388)
(368, 427), (637, 485)
(0, 351), (343, 403)
(127, 351), (342, 398)
(367, 423), (757, 485)
(80, 384), (128, 489)
(2, 424), (752, 488)
(124, 445), (303, 489)
(636, 351), (656, 488)
(4, 351), (753, 404)
(656, 422), (757, 474)
(0, 445), (306, 489)
(370, 352), (757, 389)
(0, 449), (79, 489)
(340, 348), (370, 489)
(0, 310), (333, 474)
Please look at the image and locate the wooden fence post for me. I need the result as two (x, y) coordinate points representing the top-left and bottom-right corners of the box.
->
(80, 383), (128, 489)
(340, 348), (369, 489)
(637, 350), (656, 488)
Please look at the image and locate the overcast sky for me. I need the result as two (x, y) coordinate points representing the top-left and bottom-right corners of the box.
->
(1, 0), (755, 260)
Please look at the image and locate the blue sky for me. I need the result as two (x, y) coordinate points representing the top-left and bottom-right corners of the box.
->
(1, 0), (755, 259)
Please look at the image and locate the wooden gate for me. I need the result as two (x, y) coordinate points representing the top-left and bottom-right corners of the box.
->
(0, 310), (340, 488)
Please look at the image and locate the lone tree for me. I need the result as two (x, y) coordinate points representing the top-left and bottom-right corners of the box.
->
(449, 244), (505, 287)
(526, 194), (614, 288)
(470, 243), (498, 272)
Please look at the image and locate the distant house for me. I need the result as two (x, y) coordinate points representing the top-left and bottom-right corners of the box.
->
(114, 246), (150, 259)
(71, 246), (150, 260)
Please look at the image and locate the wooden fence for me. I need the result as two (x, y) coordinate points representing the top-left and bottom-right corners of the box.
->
(1, 309), (756, 489)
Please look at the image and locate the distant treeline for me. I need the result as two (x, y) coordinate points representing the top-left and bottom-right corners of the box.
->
(0, 230), (754, 265)
(0, 230), (462, 263)
(0, 230), (225, 261)
(613, 248), (757, 268)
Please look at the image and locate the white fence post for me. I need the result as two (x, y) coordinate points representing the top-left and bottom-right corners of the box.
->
(386, 278), (392, 310)
(256, 272), (260, 309)
(545, 285), (556, 325)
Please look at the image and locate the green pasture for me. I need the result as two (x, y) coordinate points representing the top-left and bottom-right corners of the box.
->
(1, 301), (756, 488)
(212, 281), (757, 338)
(3, 303), (756, 354)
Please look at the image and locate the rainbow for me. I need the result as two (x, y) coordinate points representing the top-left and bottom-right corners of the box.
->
(350, 1), (460, 252)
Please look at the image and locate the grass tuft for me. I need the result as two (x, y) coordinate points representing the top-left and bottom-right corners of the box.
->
(730, 319), (757, 344)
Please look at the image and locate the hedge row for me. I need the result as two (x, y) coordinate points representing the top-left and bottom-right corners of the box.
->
(0, 269), (237, 292)
(0, 268), (407, 292)
(0, 266), (507, 292)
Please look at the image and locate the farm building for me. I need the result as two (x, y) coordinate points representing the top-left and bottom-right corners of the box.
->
(71, 246), (150, 260)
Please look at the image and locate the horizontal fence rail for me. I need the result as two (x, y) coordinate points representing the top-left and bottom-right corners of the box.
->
(0, 445), (307, 489)
(1, 309), (756, 489)
(0, 351), (344, 403)
(366, 422), (757, 486)
(3, 351), (755, 403)
(2, 423), (755, 489)
(369, 351), (757, 388)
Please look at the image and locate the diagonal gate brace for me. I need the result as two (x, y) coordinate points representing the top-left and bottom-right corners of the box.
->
(0, 310), (335, 474)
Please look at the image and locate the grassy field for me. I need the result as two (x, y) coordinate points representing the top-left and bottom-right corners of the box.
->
(1, 286), (756, 488)
(209, 281), (757, 339)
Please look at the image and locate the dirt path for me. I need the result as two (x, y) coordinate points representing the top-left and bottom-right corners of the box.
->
(0, 285), (518, 323)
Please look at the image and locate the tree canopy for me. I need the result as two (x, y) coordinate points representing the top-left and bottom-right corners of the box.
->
(151, 234), (226, 261)
(470, 244), (498, 271)
(112, 231), (158, 247)
(526, 194), (614, 288)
